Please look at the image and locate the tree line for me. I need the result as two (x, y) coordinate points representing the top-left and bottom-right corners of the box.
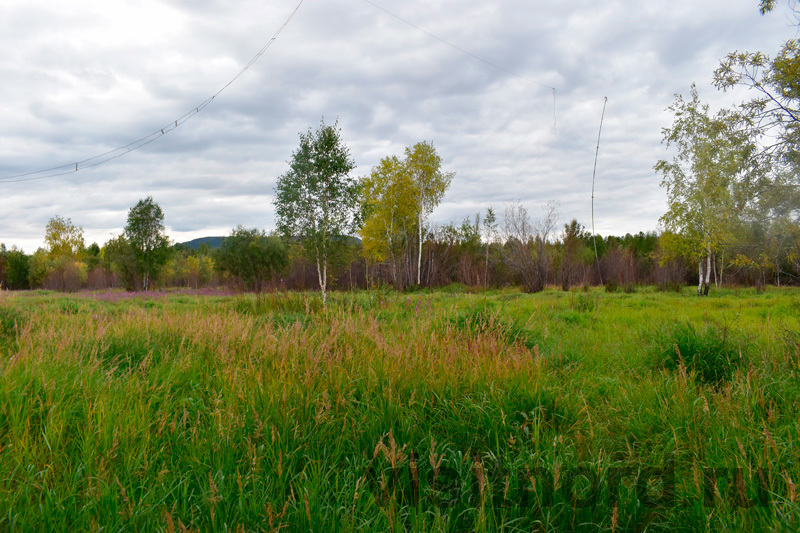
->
(1, 2), (797, 297)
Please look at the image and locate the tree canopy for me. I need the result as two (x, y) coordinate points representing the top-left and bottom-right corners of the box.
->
(44, 215), (84, 259)
(124, 196), (170, 291)
(656, 85), (757, 295)
(215, 226), (288, 291)
(274, 118), (358, 305)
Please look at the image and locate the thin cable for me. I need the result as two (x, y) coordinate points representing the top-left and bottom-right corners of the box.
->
(591, 96), (608, 286)
(0, 0), (304, 184)
(363, 0), (558, 124)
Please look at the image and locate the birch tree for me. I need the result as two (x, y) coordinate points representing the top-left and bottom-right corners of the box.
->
(359, 155), (416, 287)
(405, 141), (454, 286)
(274, 119), (357, 306)
(482, 207), (497, 288)
(124, 197), (170, 291)
(44, 216), (85, 260)
(655, 86), (755, 296)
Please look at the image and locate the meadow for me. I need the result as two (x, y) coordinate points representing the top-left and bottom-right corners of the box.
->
(0, 285), (799, 531)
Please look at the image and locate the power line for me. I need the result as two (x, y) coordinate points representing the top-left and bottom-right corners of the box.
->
(0, 0), (305, 184)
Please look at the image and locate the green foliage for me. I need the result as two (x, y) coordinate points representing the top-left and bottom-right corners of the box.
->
(124, 196), (170, 291)
(27, 248), (49, 288)
(359, 141), (454, 289)
(103, 235), (137, 291)
(653, 321), (747, 385)
(215, 226), (288, 291)
(0, 246), (30, 290)
(44, 215), (85, 260)
(360, 154), (416, 267)
(560, 218), (589, 290)
(161, 248), (215, 289)
(406, 141), (455, 285)
(655, 86), (753, 260)
(274, 118), (358, 304)
(83, 242), (102, 272)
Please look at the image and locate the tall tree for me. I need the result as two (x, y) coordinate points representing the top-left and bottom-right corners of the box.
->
(712, 2), (800, 287)
(1, 246), (30, 290)
(274, 119), (358, 306)
(560, 219), (586, 290)
(44, 215), (84, 259)
(655, 86), (756, 296)
(482, 207), (497, 288)
(359, 155), (417, 287)
(103, 235), (138, 291)
(124, 196), (170, 291)
(405, 141), (454, 285)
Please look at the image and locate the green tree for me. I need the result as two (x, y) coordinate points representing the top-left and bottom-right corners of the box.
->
(712, 2), (800, 286)
(655, 86), (756, 296)
(3, 247), (30, 290)
(103, 235), (137, 291)
(27, 249), (49, 289)
(44, 215), (85, 260)
(405, 141), (455, 285)
(482, 207), (498, 288)
(84, 243), (102, 272)
(124, 196), (170, 291)
(215, 226), (288, 291)
(560, 219), (587, 290)
(274, 119), (358, 306)
(359, 155), (417, 287)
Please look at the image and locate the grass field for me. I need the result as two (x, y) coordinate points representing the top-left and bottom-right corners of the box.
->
(0, 286), (799, 531)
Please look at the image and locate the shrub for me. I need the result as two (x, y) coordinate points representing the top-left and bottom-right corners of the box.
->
(653, 321), (747, 385)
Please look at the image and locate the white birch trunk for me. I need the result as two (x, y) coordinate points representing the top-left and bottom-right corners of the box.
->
(485, 243), (490, 289)
(417, 211), (423, 286)
(315, 246), (327, 307)
(322, 259), (327, 307)
(698, 258), (704, 297)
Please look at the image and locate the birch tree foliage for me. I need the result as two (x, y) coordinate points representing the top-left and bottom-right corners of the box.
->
(274, 119), (357, 305)
(44, 215), (85, 260)
(655, 86), (756, 294)
(713, 3), (800, 230)
(359, 155), (416, 266)
(124, 196), (170, 291)
(405, 141), (455, 285)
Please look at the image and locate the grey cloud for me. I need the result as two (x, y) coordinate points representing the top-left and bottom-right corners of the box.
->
(1, 0), (796, 253)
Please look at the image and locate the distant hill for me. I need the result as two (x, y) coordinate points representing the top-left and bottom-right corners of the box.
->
(178, 236), (225, 250)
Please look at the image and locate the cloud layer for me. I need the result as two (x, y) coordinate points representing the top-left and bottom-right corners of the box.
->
(0, 0), (795, 251)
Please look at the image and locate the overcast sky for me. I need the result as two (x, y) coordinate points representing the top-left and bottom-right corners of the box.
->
(0, 0), (796, 252)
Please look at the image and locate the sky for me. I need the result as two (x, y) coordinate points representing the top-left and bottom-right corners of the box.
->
(1, 0), (797, 252)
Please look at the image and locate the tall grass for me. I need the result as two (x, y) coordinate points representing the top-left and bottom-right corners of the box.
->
(0, 287), (798, 530)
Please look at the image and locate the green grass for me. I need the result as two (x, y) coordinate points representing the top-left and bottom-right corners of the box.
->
(0, 286), (799, 531)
